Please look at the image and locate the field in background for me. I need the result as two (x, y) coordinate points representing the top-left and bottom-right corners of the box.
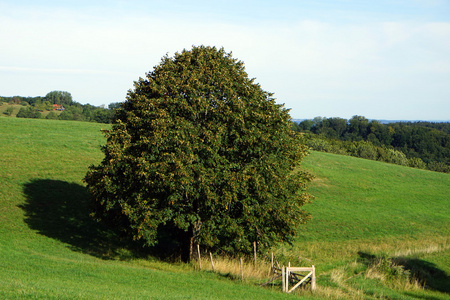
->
(0, 103), (22, 117)
(0, 117), (448, 299)
(0, 103), (63, 118)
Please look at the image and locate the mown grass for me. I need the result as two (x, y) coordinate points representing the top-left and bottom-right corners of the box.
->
(1, 117), (449, 299)
(0, 117), (298, 299)
(301, 152), (449, 242)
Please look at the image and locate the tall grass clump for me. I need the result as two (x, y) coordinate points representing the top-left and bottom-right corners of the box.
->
(196, 254), (272, 281)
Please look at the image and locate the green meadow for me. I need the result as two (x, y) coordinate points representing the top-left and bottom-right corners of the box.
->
(1, 117), (449, 299)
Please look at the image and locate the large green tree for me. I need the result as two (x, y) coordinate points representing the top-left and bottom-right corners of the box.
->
(84, 46), (312, 260)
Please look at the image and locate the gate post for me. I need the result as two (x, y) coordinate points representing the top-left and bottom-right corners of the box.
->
(311, 265), (316, 291)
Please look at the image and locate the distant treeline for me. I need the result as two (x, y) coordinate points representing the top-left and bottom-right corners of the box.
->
(0, 91), (120, 124)
(293, 116), (450, 173)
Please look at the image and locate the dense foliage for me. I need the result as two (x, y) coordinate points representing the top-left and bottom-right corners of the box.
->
(0, 91), (118, 124)
(84, 46), (312, 260)
(293, 116), (450, 173)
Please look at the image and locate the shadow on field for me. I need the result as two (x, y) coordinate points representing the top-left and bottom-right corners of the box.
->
(393, 257), (450, 294)
(358, 251), (449, 295)
(20, 179), (142, 260)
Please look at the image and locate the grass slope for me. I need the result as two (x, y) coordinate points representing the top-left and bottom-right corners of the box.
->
(1, 117), (449, 299)
(0, 117), (295, 299)
(281, 152), (450, 299)
(0, 103), (22, 117)
(301, 151), (449, 241)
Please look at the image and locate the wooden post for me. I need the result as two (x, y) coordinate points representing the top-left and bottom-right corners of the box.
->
(282, 266), (285, 292)
(311, 265), (316, 291)
(253, 241), (257, 265)
(268, 252), (274, 277)
(197, 244), (202, 270)
(286, 266), (289, 292)
(209, 252), (215, 272)
(240, 258), (244, 281)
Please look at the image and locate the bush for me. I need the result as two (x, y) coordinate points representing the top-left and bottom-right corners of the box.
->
(16, 106), (42, 119)
(408, 157), (426, 169)
(46, 111), (59, 120)
(427, 162), (450, 173)
(385, 148), (409, 166)
(3, 107), (14, 116)
(354, 141), (377, 160)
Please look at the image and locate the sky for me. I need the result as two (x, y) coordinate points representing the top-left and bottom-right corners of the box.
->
(1, 0), (449, 120)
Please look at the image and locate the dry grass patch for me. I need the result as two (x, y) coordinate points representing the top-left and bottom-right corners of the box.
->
(195, 254), (272, 281)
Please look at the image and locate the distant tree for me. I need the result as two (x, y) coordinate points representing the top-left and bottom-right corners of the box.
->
(327, 117), (348, 138)
(84, 46), (312, 261)
(369, 120), (392, 146)
(108, 102), (122, 110)
(35, 100), (53, 111)
(348, 115), (369, 140)
(16, 107), (29, 118)
(61, 103), (84, 121)
(46, 111), (59, 120)
(45, 91), (73, 106)
(91, 109), (112, 123)
(298, 119), (314, 132)
(10, 96), (21, 104)
(58, 111), (74, 120)
(81, 104), (95, 121)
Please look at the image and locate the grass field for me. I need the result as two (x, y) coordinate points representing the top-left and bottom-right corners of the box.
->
(1, 117), (449, 299)
(285, 152), (450, 299)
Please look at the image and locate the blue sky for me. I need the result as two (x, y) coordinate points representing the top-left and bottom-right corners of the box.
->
(1, 0), (449, 120)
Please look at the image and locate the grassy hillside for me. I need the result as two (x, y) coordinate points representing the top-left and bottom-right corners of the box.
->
(0, 103), (22, 117)
(0, 117), (448, 299)
(284, 152), (450, 299)
(0, 103), (63, 118)
(301, 151), (449, 242)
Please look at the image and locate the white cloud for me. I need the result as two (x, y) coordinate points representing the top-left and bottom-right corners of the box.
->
(1, 2), (449, 119)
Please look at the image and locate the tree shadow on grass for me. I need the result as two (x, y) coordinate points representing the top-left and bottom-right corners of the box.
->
(358, 251), (449, 295)
(393, 256), (450, 294)
(20, 179), (143, 260)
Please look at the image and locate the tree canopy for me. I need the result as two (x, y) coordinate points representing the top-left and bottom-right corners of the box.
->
(45, 91), (73, 106)
(84, 46), (312, 260)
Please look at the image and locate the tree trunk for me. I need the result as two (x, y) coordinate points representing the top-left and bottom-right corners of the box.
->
(181, 225), (194, 263)
(189, 236), (194, 262)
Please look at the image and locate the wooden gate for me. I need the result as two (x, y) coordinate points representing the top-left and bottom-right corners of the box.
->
(282, 265), (316, 293)
(261, 254), (316, 293)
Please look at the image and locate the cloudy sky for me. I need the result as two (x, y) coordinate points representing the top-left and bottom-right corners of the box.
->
(1, 0), (449, 120)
